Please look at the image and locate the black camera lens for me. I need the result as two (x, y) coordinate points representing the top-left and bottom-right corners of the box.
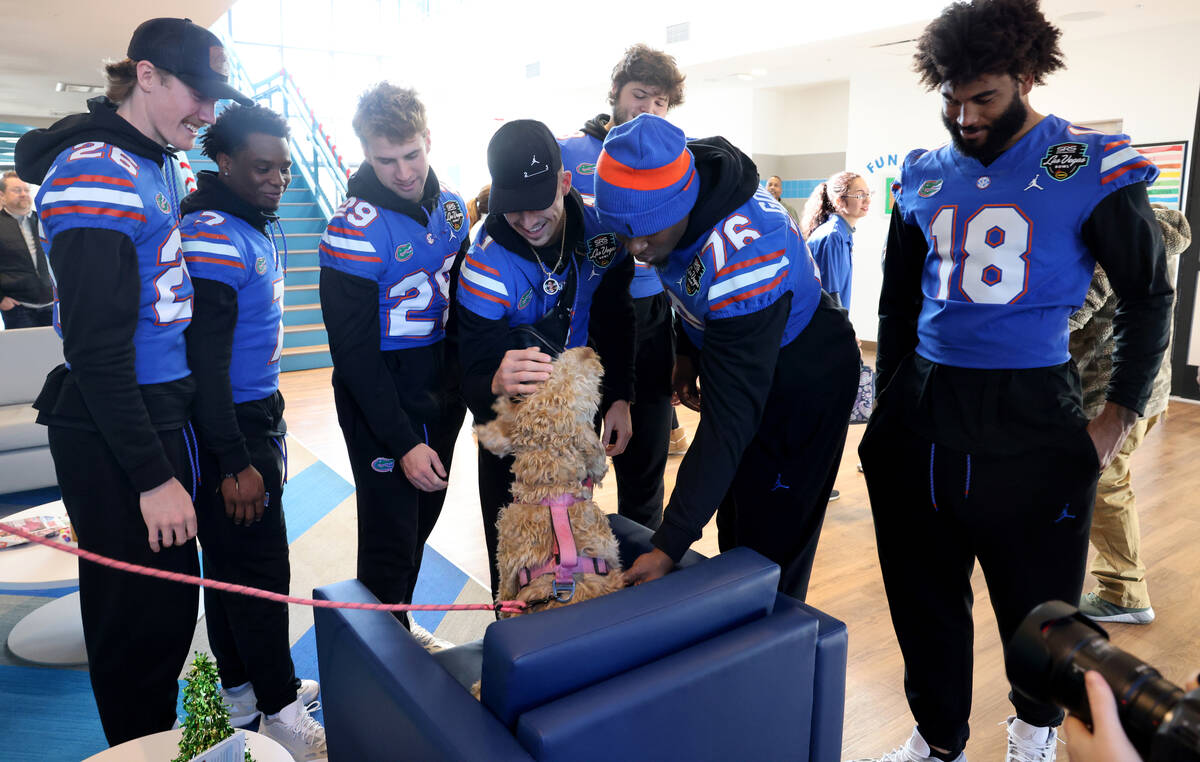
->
(1007, 600), (1196, 760)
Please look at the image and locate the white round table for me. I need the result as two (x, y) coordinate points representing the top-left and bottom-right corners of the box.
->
(82, 728), (294, 761)
(1, 501), (202, 665)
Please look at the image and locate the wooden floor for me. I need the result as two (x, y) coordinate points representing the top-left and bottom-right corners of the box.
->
(279, 361), (1200, 761)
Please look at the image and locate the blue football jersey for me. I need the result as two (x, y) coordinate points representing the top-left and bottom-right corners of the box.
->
(559, 129), (663, 299)
(181, 209), (284, 403)
(36, 141), (192, 384)
(657, 187), (821, 350)
(319, 186), (468, 350)
(458, 204), (627, 347)
(894, 115), (1160, 369)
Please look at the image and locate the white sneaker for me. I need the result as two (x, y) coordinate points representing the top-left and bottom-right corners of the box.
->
(848, 726), (966, 762)
(259, 699), (327, 760)
(221, 678), (320, 727)
(1004, 716), (1058, 762)
(409, 620), (454, 652)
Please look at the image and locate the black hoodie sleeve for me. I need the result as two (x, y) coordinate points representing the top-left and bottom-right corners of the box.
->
(587, 253), (636, 409)
(876, 209), (928, 391)
(651, 295), (790, 561)
(319, 266), (422, 458)
(441, 237), (470, 392)
(1080, 182), (1173, 415)
(49, 227), (176, 491)
(456, 303), (510, 423)
(185, 277), (251, 475)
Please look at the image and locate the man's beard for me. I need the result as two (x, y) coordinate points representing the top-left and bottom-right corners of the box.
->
(943, 94), (1027, 164)
(612, 104), (632, 126)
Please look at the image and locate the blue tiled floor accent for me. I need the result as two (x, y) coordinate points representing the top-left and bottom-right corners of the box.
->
(411, 545), (469, 633)
(282, 460), (354, 544)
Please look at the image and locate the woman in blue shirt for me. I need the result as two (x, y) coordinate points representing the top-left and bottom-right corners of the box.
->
(800, 171), (871, 309)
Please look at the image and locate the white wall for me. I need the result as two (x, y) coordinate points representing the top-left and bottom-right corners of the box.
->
(753, 81), (850, 157)
(843, 20), (1200, 343)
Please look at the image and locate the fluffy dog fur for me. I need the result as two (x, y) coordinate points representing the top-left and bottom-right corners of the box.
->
(475, 347), (625, 617)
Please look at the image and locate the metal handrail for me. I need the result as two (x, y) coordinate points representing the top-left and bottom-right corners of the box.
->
(219, 38), (350, 219)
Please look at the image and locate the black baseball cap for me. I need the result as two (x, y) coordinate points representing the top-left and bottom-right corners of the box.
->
(487, 120), (562, 215)
(127, 18), (252, 106)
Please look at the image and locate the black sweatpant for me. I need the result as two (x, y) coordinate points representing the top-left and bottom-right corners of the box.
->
(713, 298), (859, 600)
(611, 292), (675, 530)
(477, 447), (514, 598)
(48, 424), (201, 746)
(859, 384), (1100, 754)
(337, 380), (465, 625)
(194, 429), (299, 716)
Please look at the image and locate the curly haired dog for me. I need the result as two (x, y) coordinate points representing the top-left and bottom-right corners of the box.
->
(475, 347), (625, 617)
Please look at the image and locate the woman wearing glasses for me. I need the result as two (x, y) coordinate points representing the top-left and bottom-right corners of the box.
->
(800, 171), (871, 309)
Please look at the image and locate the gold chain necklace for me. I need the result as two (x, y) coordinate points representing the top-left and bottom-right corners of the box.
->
(529, 227), (567, 295)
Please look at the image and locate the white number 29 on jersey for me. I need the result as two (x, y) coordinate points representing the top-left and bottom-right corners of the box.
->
(385, 254), (455, 337)
(929, 205), (1031, 304)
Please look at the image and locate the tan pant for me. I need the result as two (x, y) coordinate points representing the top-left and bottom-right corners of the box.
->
(1089, 413), (1160, 608)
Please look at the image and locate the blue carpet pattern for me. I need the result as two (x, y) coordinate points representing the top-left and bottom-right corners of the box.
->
(0, 438), (474, 758)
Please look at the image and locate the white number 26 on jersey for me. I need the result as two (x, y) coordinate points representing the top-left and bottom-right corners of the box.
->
(929, 205), (1031, 304)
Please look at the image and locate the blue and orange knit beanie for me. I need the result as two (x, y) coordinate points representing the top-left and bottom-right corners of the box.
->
(594, 114), (698, 237)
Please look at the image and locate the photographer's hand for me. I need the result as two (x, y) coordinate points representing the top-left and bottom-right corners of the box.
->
(1065, 671), (1141, 761)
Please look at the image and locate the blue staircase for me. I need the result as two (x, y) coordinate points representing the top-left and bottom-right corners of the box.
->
(209, 44), (353, 372)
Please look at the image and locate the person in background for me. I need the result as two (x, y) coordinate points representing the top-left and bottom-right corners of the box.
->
(1071, 204), (1189, 626)
(558, 42), (688, 528)
(181, 103), (326, 759)
(800, 170), (872, 502)
(800, 170), (870, 310)
(14, 17), (251, 745)
(0, 172), (53, 328)
(766, 174), (800, 227)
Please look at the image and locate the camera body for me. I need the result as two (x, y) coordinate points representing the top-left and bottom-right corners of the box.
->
(1006, 600), (1200, 761)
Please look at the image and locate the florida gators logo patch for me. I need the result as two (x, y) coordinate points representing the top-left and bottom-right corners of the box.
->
(576, 161), (596, 175)
(443, 199), (465, 232)
(917, 179), (943, 198)
(255, 257), (267, 275)
(518, 287), (533, 310)
(1041, 142), (1089, 181)
(395, 243), (413, 261)
(684, 255), (704, 296)
(586, 233), (617, 267)
(371, 457), (395, 473)
(155, 193), (170, 215)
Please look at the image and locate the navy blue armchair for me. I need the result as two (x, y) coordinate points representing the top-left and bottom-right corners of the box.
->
(313, 515), (847, 761)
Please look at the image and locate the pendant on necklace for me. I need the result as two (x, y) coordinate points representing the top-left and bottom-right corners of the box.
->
(542, 278), (560, 296)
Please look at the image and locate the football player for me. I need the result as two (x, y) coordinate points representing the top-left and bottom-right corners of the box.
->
(457, 119), (635, 598)
(182, 103), (325, 758)
(318, 84), (468, 650)
(855, 1), (1173, 760)
(595, 115), (860, 602)
(14, 18), (250, 745)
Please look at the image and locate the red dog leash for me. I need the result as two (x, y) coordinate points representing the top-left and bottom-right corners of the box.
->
(0, 520), (527, 615)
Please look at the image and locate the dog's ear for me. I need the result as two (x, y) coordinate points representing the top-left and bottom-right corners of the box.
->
(475, 396), (517, 456)
(475, 417), (513, 456)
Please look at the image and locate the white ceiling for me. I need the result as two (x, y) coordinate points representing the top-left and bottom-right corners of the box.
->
(0, 0), (232, 125)
(1, 0), (1197, 126)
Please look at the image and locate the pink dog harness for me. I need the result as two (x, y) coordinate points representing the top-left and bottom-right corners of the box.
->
(517, 479), (609, 602)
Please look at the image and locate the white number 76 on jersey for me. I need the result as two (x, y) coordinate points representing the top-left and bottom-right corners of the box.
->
(930, 204), (1032, 304)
